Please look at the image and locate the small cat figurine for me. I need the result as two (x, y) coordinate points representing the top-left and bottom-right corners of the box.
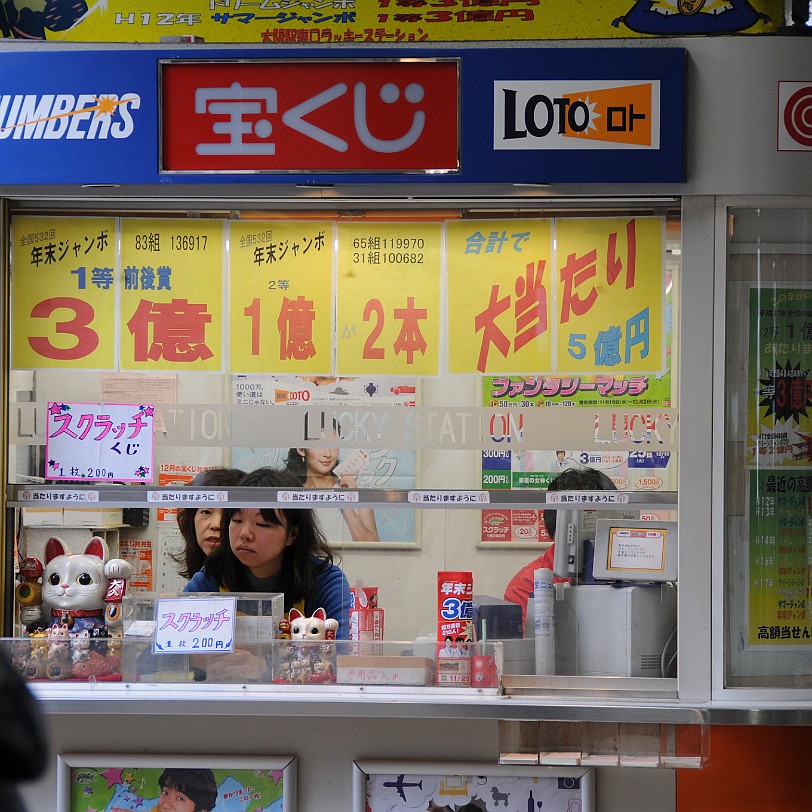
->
(279, 608), (338, 685)
(288, 607), (339, 641)
(19, 536), (133, 636)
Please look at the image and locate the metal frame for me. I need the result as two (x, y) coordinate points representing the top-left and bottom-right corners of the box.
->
(16, 193), (812, 720)
(352, 760), (595, 812)
(27, 682), (812, 725)
(712, 195), (812, 705)
(56, 752), (296, 812)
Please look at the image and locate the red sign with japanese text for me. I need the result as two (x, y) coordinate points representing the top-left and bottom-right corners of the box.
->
(160, 60), (460, 173)
(436, 570), (473, 686)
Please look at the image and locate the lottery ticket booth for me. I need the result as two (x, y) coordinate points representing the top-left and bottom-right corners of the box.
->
(1, 22), (812, 812)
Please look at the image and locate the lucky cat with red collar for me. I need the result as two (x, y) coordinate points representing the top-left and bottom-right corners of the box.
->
(18, 536), (132, 636)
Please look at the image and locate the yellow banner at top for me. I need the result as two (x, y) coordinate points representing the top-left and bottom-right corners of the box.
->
(8, 0), (782, 42)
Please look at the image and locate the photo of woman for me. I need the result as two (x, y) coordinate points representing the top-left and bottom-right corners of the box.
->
(285, 444), (380, 542)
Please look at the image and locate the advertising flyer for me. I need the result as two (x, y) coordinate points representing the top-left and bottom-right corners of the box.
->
(366, 770), (587, 812)
(481, 449), (674, 543)
(13, 214), (671, 380)
(449, 216), (666, 377)
(118, 537), (153, 591)
(747, 286), (812, 468)
(748, 468), (812, 647)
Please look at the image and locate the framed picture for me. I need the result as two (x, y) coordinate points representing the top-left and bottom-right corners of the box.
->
(353, 760), (594, 812)
(231, 374), (421, 550)
(57, 753), (296, 812)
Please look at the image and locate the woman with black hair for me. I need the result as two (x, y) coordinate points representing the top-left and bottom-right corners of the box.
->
(184, 467), (350, 640)
(503, 467), (618, 625)
(174, 467), (244, 580)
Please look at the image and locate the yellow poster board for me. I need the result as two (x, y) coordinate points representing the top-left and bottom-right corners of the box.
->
(555, 216), (664, 375)
(12, 216), (117, 370)
(119, 218), (224, 372)
(12, 214), (666, 378)
(447, 219), (554, 374)
(229, 221), (334, 374)
(336, 222), (441, 376)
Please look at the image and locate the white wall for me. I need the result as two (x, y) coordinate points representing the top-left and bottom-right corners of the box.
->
(20, 712), (676, 812)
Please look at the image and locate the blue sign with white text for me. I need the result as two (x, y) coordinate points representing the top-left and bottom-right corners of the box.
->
(0, 46), (685, 185)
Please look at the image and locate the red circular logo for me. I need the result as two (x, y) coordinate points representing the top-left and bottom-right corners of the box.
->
(783, 87), (812, 147)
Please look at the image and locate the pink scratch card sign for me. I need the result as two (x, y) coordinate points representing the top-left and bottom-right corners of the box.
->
(46, 402), (155, 482)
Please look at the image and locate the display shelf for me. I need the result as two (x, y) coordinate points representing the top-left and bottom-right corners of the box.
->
(7, 483), (679, 512)
(25, 682), (812, 727)
(17, 526), (122, 565)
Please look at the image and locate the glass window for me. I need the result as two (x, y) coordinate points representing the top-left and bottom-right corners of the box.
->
(6, 203), (681, 692)
(724, 205), (812, 688)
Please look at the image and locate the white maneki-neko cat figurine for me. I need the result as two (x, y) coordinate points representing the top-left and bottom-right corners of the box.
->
(14, 536), (132, 681)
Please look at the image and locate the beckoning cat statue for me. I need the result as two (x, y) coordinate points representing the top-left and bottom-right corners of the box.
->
(274, 607), (338, 685)
(288, 607), (339, 642)
(18, 535), (133, 636)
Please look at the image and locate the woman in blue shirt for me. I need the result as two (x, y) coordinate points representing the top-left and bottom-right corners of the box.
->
(185, 467), (350, 640)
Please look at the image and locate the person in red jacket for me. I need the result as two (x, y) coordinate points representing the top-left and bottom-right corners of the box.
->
(503, 467), (617, 626)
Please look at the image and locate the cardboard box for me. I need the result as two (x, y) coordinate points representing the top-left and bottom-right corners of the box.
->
(21, 507), (63, 527)
(62, 508), (123, 527)
(336, 655), (433, 686)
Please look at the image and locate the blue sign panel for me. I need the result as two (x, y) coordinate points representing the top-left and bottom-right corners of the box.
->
(0, 46), (685, 185)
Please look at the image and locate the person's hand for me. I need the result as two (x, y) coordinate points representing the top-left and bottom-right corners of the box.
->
(337, 474), (358, 489)
(204, 649), (267, 682)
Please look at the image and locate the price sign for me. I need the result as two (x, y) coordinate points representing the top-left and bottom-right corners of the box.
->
(153, 596), (236, 653)
(45, 401), (155, 482)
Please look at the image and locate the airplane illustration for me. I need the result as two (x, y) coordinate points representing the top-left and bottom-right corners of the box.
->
(383, 774), (423, 801)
